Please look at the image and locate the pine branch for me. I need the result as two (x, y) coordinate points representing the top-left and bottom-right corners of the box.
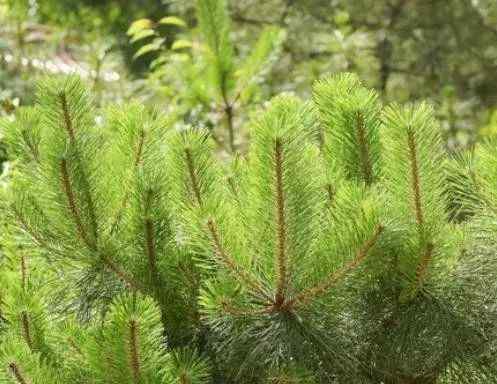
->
(57, 89), (99, 244)
(20, 129), (40, 163)
(313, 73), (381, 184)
(145, 218), (159, 282)
(355, 111), (373, 185)
(168, 348), (211, 384)
(59, 92), (75, 142)
(274, 138), (288, 307)
(134, 130), (145, 167)
(382, 103), (448, 301)
(226, 175), (239, 200)
(110, 128), (147, 234)
(286, 224), (384, 309)
(60, 158), (93, 249)
(11, 207), (58, 261)
(2, 106), (42, 164)
(185, 148), (204, 207)
(196, 0), (234, 97)
(128, 319), (141, 384)
(325, 183), (335, 205)
(144, 189), (162, 295)
(8, 362), (30, 384)
(66, 336), (83, 357)
(207, 219), (271, 301)
(62, 154), (140, 290)
(415, 243), (434, 288)
(20, 311), (33, 350)
(235, 26), (283, 98)
(199, 0), (225, 57)
(20, 255), (27, 292)
(92, 294), (167, 383)
(101, 255), (142, 291)
(407, 128), (424, 229)
(220, 299), (272, 317)
(223, 97), (235, 153)
(180, 373), (189, 384)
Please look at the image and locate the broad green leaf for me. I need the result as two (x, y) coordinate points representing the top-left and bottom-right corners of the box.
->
(129, 29), (156, 43)
(172, 39), (193, 50)
(150, 55), (167, 70)
(127, 18), (153, 36)
(159, 16), (187, 28)
(133, 41), (162, 60)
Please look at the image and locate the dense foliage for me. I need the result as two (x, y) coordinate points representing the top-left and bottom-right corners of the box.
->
(2, 1), (497, 383)
(1, 69), (497, 383)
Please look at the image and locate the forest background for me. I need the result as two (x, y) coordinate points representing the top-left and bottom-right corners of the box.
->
(2, 0), (497, 161)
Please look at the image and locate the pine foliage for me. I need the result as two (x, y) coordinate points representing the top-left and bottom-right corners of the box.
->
(313, 73), (382, 185)
(193, 0), (284, 153)
(2, 71), (497, 384)
(196, 0), (234, 98)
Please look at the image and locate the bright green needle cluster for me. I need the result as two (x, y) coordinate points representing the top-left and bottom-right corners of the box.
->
(1, 71), (497, 384)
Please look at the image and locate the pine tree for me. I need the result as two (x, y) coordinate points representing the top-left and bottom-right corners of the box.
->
(194, 0), (283, 153)
(128, 0), (284, 154)
(1, 73), (497, 384)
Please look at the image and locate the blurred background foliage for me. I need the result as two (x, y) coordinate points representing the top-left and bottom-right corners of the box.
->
(1, 0), (497, 155)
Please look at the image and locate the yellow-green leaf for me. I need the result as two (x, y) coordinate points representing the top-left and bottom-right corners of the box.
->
(127, 19), (153, 36)
(171, 39), (193, 50)
(133, 43), (160, 60)
(158, 16), (187, 28)
(130, 29), (156, 43)
(150, 56), (167, 70)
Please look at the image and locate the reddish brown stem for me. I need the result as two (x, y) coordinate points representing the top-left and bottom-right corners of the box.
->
(8, 362), (30, 384)
(134, 130), (145, 166)
(60, 158), (93, 249)
(145, 217), (161, 293)
(59, 92), (99, 244)
(101, 255), (142, 291)
(415, 243), (434, 288)
(221, 78), (235, 153)
(110, 130), (147, 234)
(355, 111), (373, 185)
(274, 138), (288, 307)
(20, 311), (33, 350)
(184, 148), (204, 207)
(326, 183), (334, 205)
(128, 319), (141, 384)
(180, 373), (190, 384)
(59, 92), (75, 142)
(20, 255), (27, 291)
(221, 300), (273, 317)
(407, 129), (424, 229)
